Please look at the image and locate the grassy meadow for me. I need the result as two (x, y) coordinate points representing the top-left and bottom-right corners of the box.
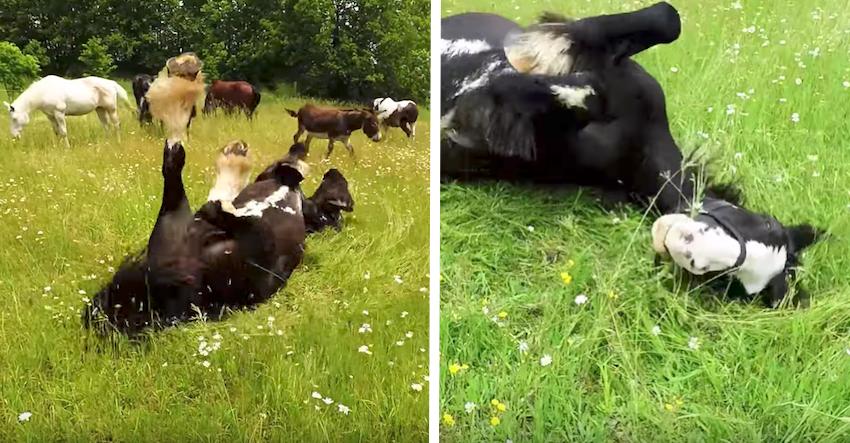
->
(0, 84), (429, 441)
(441, 0), (850, 441)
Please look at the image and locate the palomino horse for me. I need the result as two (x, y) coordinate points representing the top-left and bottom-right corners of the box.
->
(4, 75), (130, 147)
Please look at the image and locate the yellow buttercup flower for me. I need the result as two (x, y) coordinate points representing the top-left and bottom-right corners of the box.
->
(443, 414), (455, 426)
(490, 416), (501, 426)
(664, 403), (674, 412)
(498, 311), (508, 319)
(607, 290), (619, 300)
(490, 399), (500, 407)
(448, 363), (469, 375)
(560, 272), (573, 285)
(496, 403), (507, 412)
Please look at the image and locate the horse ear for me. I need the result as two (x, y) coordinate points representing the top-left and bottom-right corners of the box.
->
(273, 163), (305, 188)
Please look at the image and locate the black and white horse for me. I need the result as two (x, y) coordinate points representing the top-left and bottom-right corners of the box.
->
(441, 2), (700, 213)
(132, 74), (153, 124)
(442, 3), (822, 306)
(373, 98), (419, 138)
(652, 199), (820, 307)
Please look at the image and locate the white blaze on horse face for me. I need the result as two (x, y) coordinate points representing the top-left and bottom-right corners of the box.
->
(505, 29), (574, 76)
(664, 219), (741, 275)
(441, 39), (492, 58)
(550, 84), (596, 109)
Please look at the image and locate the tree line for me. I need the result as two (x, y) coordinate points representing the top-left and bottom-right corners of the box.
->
(0, 0), (430, 104)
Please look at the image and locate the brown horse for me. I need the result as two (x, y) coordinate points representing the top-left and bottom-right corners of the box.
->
(203, 80), (261, 118)
(286, 104), (382, 160)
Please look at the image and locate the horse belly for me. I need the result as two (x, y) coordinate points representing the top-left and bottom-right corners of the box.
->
(308, 132), (332, 140)
(62, 90), (99, 115)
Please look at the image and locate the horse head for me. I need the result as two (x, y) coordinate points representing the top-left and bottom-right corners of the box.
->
(359, 108), (382, 142)
(4, 101), (28, 139)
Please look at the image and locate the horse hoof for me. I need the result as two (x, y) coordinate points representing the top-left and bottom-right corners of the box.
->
(222, 139), (249, 157)
(163, 140), (186, 174)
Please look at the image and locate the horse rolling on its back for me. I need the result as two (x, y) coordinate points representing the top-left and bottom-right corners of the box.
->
(4, 75), (130, 147)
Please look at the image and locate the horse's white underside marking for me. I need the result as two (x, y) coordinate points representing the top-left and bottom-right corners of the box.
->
(441, 39), (492, 58)
(550, 84), (596, 109)
(225, 186), (301, 218)
(455, 58), (506, 97)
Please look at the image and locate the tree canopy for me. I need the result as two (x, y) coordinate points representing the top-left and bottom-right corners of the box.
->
(0, 0), (429, 104)
(0, 41), (40, 94)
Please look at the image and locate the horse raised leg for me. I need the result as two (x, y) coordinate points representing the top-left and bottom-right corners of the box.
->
(207, 141), (253, 203)
(146, 140), (201, 323)
(149, 141), (192, 255)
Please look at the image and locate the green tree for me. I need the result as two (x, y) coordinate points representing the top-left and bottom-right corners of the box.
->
(0, 41), (40, 94)
(22, 40), (50, 67)
(79, 37), (116, 77)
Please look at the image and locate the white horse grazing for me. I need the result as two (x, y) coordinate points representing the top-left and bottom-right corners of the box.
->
(3, 75), (130, 147)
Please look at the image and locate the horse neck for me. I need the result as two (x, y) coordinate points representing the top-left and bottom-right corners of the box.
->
(346, 111), (367, 129)
(11, 86), (38, 113)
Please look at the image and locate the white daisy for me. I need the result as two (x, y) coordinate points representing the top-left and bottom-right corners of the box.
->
(411, 383), (423, 392)
(518, 341), (529, 353)
(540, 354), (553, 366)
(574, 294), (588, 305)
(18, 412), (32, 422)
(688, 336), (700, 350)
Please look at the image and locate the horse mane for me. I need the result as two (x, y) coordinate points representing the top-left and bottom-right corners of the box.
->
(537, 12), (575, 24)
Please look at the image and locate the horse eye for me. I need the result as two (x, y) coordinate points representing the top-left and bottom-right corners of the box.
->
(689, 259), (695, 268)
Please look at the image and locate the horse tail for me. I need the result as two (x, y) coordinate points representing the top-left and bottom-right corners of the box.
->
(286, 108), (298, 118)
(251, 84), (261, 111)
(113, 82), (132, 108)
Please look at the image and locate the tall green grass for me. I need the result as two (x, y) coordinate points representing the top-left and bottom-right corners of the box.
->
(0, 85), (429, 441)
(441, 0), (850, 441)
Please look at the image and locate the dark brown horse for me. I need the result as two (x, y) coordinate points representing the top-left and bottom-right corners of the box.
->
(203, 80), (261, 118)
(84, 139), (354, 335)
(286, 104), (382, 160)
